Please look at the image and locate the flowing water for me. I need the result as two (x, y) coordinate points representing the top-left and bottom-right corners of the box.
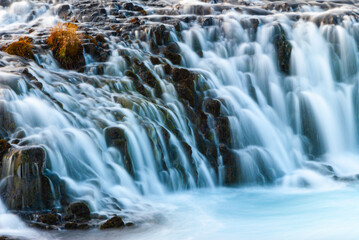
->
(1, 0), (359, 239)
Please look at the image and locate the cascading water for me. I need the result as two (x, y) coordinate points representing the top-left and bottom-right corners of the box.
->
(1, 0), (359, 239)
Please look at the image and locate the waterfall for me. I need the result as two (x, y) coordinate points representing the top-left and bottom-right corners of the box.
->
(0, 0), (359, 230)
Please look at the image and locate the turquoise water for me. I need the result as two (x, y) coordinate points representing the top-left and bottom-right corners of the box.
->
(51, 186), (359, 240)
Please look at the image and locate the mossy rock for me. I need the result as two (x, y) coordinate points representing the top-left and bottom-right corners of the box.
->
(2, 37), (35, 60)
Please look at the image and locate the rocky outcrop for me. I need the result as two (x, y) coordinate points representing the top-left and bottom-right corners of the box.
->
(0, 147), (54, 210)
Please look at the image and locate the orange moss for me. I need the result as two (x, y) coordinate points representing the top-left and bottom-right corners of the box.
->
(47, 23), (84, 69)
(2, 37), (34, 59)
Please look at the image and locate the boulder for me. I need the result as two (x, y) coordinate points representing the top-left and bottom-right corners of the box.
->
(100, 216), (125, 230)
(64, 202), (91, 221)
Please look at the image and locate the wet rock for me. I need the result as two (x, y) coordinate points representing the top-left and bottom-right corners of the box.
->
(64, 222), (90, 230)
(0, 147), (54, 210)
(38, 213), (60, 225)
(150, 56), (162, 65)
(154, 25), (171, 45)
(215, 117), (231, 145)
(64, 202), (91, 221)
(172, 68), (196, 107)
(57, 4), (72, 20)
(190, 5), (212, 15)
(164, 51), (181, 65)
(123, 2), (134, 11)
(0, 103), (15, 137)
(202, 17), (214, 27)
(204, 99), (221, 117)
(0, 139), (11, 160)
(219, 144), (240, 185)
(104, 126), (134, 175)
(0, 0), (10, 7)
(274, 32), (292, 74)
(100, 216), (125, 230)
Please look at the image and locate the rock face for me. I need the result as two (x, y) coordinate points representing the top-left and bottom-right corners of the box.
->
(0, 147), (54, 210)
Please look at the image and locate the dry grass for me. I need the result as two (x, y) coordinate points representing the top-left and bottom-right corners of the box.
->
(2, 37), (35, 59)
(47, 23), (84, 69)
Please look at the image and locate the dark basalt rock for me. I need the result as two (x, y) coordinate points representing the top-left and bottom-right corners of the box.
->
(154, 25), (171, 45)
(204, 99), (221, 117)
(215, 117), (231, 145)
(164, 50), (181, 65)
(0, 0), (10, 7)
(274, 32), (292, 74)
(104, 126), (134, 175)
(171, 68), (198, 107)
(0, 139), (11, 160)
(64, 222), (90, 230)
(64, 202), (91, 221)
(0, 147), (54, 210)
(37, 213), (60, 225)
(57, 4), (72, 20)
(100, 216), (125, 230)
(219, 144), (240, 185)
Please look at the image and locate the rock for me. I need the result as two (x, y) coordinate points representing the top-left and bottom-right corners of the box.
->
(0, 0), (11, 7)
(215, 117), (231, 145)
(0, 139), (11, 160)
(219, 144), (240, 185)
(154, 25), (171, 45)
(164, 51), (181, 65)
(202, 17), (214, 27)
(38, 213), (59, 225)
(104, 127), (133, 175)
(0, 101), (16, 136)
(64, 202), (91, 221)
(171, 68), (196, 106)
(150, 56), (161, 65)
(64, 222), (90, 230)
(100, 216), (125, 230)
(123, 2), (134, 11)
(274, 32), (292, 74)
(57, 4), (72, 20)
(204, 99), (221, 117)
(0, 147), (54, 210)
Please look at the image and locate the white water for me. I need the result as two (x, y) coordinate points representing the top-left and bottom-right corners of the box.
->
(1, 0), (359, 239)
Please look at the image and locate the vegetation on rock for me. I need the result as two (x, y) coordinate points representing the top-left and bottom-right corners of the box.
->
(47, 23), (85, 69)
(2, 37), (35, 60)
